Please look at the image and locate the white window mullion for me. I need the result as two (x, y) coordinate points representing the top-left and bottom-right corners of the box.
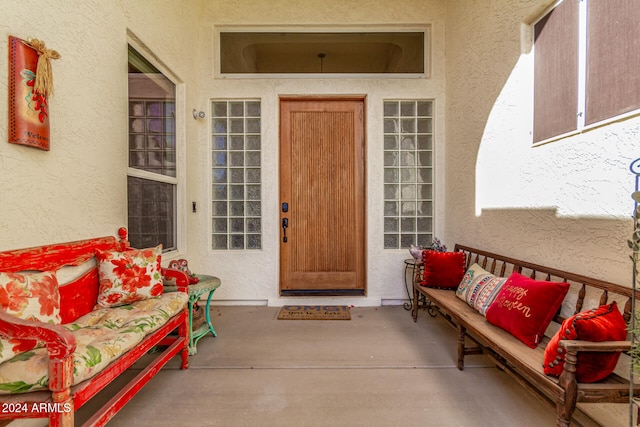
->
(127, 167), (179, 185)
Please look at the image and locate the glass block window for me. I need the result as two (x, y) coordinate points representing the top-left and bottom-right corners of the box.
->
(211, 100), (262, 250)
(383, 100), (433, 249)
(128, 100), (176, 177)
(127, 45), (178, 251)
(127, 176), (176, 250)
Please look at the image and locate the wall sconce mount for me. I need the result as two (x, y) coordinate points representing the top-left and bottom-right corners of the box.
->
(193, 109), (206, 120)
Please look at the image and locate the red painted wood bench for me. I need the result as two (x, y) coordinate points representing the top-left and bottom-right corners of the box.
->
(0, 228), (190, 426)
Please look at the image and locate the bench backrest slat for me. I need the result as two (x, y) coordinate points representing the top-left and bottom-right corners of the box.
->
(600, 290), (609, 307)
(576, 284), (586, 315)
(454, 244), (637, 325)
(499, 262), (507, 277)
(625, 299), (633, 323)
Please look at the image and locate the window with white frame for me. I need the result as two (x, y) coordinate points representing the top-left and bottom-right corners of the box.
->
(383, 100), (433, 249)
(127, 45), (178, 251)
(533, 0), (640, 143)
(211, 100), (262, 250)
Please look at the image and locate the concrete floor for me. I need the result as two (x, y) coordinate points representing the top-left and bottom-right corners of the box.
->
(68, 305), (579, 426)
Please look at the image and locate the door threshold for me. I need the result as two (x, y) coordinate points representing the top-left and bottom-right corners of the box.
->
(280, 289), (365, 297)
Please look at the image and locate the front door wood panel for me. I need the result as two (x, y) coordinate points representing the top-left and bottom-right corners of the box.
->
(279, 97), (366, 294)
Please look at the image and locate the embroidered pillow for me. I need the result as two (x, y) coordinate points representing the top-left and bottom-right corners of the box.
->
(456, 264), (508, 316)
(543, 302), (627, 383)
(485, 272), (569, 348)
(96, 245), (163, 307)
(0, 271), (61, 363)
(420, 250), (466, 290)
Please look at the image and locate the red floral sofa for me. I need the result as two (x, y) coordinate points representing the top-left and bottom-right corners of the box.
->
(0, 228), (190, 426)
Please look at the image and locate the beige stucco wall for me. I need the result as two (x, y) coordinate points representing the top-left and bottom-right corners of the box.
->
(1, 0), (635, 308)
(0, 0), (446, 306)
(0, 0), (201, 250)
(445, 0), (638, 286)
(187, 0), (447, 305)
(1, 1), (127, 247)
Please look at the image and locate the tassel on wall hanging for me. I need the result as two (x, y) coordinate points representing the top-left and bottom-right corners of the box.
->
(8, 36), (61, 151)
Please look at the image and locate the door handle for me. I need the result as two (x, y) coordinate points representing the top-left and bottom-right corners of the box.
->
(282, 217), (289, 243)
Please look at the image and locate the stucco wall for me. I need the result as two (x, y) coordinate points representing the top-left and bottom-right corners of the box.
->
(3, 0), (632, 307)
(0, 0), (447, 306)
(0, 0), (201, 251)
(1, 1), (126, 248)
(445, 0), (638, 286)
(186, 0), (448, 305)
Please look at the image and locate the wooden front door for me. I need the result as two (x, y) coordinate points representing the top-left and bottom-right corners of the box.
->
(279, 97), (366, 295)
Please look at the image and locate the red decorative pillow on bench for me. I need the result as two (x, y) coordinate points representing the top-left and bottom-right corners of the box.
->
(543, 302), (627, 383)
(420, 250), (466, 290)
(486, 272), (569, 348)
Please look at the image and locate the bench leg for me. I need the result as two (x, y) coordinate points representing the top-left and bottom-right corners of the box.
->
(49, 403), (73, 427)
(412, 285), (420, 322)
(457, 324), (466, 370)
(556, 350), (578, 427)
(48, 355), (74, 427)
(179, 307), (190, 370)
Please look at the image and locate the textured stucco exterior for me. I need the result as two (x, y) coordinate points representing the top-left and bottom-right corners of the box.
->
(0, 0), (201, 248)
(0, 0), (637, 306)
(190, 0), (447, 305)
(445, 0), (637, 286)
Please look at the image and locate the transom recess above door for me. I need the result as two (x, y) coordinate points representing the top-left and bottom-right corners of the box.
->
(216, 26), (429, 78)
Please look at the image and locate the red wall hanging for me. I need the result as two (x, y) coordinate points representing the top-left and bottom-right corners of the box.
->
(8, 36), (60, 151)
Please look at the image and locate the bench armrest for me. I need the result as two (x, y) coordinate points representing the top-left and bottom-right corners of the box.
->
(161, 267), (190, 292)
(557, 338), (632, 412)
(559, 339), (631, 353)
(0, 310), (76, 359)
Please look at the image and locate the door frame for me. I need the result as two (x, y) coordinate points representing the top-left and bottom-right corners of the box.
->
(278, 95), (367, 296)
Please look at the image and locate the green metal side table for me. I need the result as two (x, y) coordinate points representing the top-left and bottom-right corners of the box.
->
(165, 274), (221, 355)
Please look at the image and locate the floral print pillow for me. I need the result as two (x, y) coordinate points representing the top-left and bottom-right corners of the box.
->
(0, 271), (61, 363)
(96, 245), (163, 308)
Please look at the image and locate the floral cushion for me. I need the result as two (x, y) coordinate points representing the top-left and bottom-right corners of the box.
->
(0, 271), (61, 364)
(0, 291), (187, 394)
(96, 245), (164, 307)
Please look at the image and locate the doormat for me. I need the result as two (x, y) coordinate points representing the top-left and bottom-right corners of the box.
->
(277, 305), (351, 320)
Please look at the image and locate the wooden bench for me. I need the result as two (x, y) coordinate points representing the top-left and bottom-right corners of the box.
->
(0, 228), (190, 427)
(412, 244), (640, 427)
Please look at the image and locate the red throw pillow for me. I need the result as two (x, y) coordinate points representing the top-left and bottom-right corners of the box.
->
(485, 272), (569, 348)
(543, 302), (627, 383)
(420, 250), (466, 290)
